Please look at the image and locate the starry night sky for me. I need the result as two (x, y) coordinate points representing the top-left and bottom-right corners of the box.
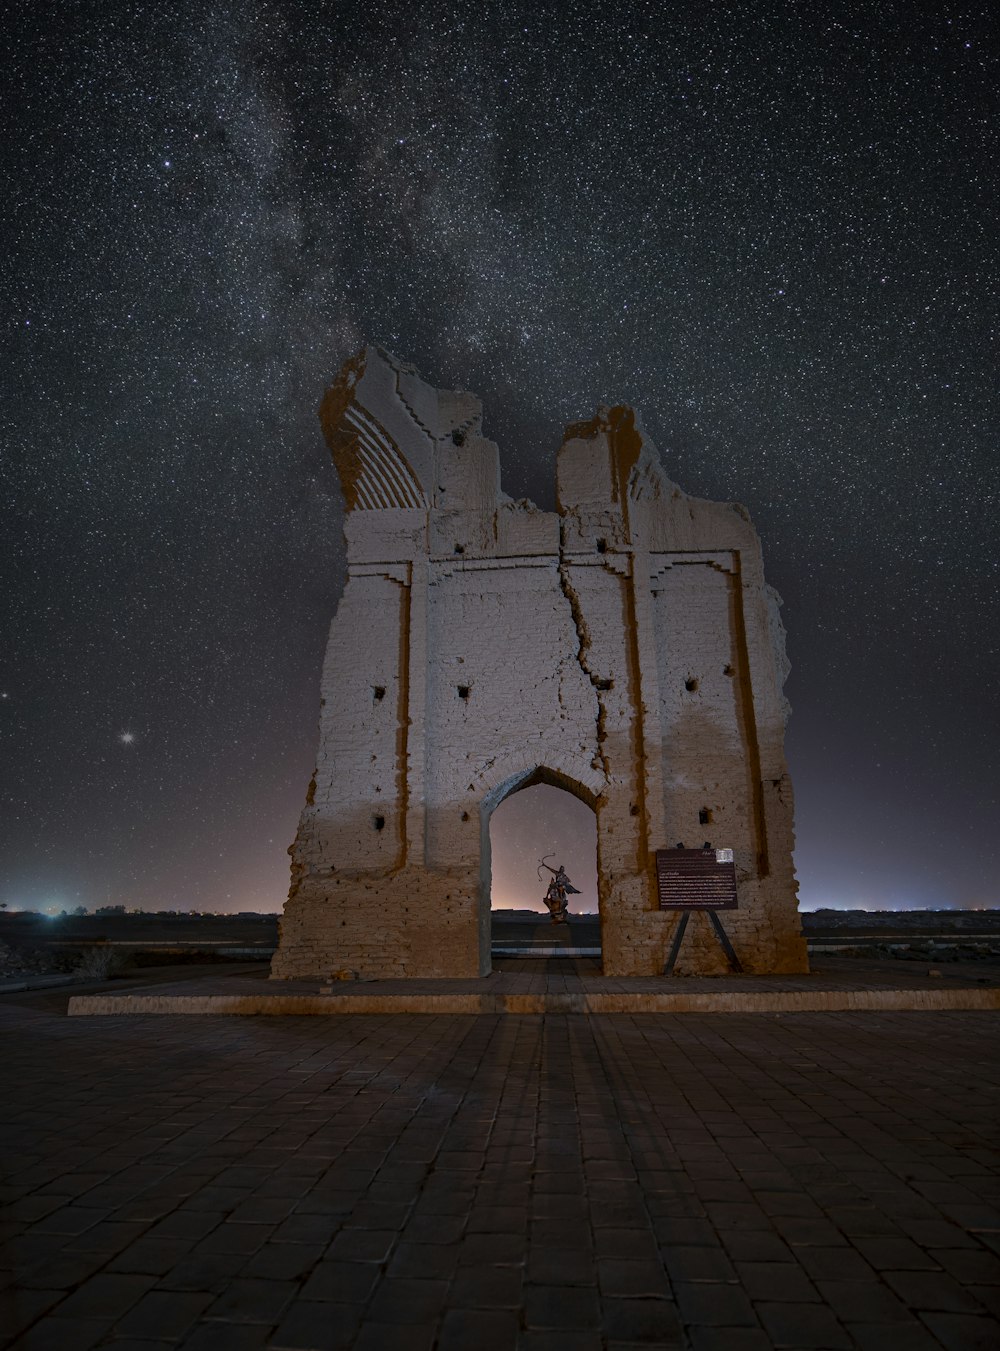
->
(3, 1), (997, 915)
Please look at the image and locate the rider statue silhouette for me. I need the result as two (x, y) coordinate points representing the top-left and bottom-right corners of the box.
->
(538, 857), (581, 925)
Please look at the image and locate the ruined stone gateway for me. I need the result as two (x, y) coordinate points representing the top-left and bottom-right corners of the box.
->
(272, 348), (808, 980)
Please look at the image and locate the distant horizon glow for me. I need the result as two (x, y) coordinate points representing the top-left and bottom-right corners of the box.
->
(1, 785), (994, 916)
(5, 900), (999, 917)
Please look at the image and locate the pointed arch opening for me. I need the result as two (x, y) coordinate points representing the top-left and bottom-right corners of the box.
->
(483, 766), (601, 962)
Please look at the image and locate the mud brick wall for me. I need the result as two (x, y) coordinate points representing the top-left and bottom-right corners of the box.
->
(271, 347), (808, 980)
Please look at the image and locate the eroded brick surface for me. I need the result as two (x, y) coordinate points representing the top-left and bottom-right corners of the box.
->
(274, 348), (807, 980)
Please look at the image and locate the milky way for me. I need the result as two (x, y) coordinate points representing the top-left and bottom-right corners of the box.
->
(2, 1), (997, 913)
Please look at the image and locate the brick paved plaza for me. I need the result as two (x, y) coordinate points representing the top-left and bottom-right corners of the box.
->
(2, 980), (999, 1349)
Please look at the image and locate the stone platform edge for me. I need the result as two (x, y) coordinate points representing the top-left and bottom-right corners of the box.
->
(67, 987), (1000, 1016)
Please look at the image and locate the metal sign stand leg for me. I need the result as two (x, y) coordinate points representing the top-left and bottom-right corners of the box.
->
(663, 913), (690, 975)
(663, 910), (743, 975)
(708, 912), (743, 973)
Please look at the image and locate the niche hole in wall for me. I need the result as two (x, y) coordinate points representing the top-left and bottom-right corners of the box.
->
(457, 685), (470, 700)
(685, 677), (699, 692)
(372, 686), (385, 702)
(454, 543), (465, 554)
(596, 537), (607, 553)
(699, 808), (714, 825)
(461, 811), (470, 822)
(723, 664), (734, 677)
(372, 815), (385, 831)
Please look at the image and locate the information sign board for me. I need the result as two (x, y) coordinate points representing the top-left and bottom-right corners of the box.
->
(655, 847), (738, 911)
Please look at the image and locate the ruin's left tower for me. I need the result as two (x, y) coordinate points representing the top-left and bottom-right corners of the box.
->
(271, 347), (807, 981)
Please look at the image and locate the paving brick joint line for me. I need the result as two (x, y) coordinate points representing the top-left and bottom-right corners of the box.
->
(2, 975), (999, 1350)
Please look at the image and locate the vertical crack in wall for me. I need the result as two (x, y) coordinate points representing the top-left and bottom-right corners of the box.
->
(557, 527), (610, 779)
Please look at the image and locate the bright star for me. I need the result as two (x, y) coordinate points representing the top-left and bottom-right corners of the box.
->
(120, 732), (136, 745)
